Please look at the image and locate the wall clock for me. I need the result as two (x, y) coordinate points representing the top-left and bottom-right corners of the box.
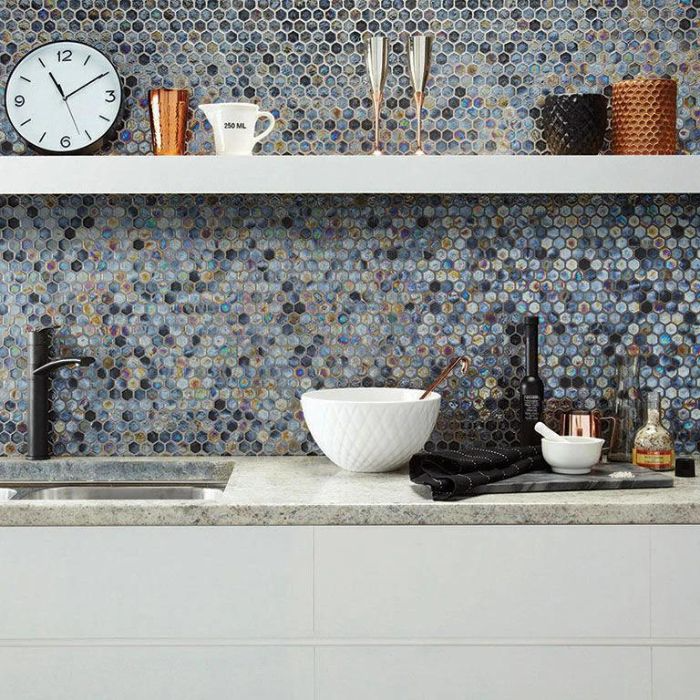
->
(4, 40), (123, 155)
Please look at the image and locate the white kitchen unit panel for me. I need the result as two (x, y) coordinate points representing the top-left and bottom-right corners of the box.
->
(317, 645), (651, 700)
(651, 647), (700, 700)
(651, 526), (700, 638)
(0, 645), (314, 700)
(315, 525), (650, 639)
(0, 527), (313, 640)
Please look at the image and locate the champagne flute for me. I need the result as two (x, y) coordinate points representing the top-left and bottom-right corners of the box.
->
(364, 36), (389, 155)
(405, 35), (433, 155)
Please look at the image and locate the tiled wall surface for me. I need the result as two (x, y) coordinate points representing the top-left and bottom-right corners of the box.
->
(0, 2), (698, 457)
(0, 0), (698, 155)
(0, 193), (698, 457)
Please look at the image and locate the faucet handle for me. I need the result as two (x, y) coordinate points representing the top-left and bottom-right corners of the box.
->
(28, 326), (59, 346)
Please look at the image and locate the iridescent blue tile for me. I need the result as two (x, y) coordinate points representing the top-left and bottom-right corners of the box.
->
(0, 193), (697, 457)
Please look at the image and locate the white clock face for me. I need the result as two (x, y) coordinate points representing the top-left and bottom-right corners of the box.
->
(5, 41), (122, 154)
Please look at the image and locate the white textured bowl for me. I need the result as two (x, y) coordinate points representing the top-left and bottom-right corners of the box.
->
(301, 387), (440, 473)
(541, 436), (605, 475)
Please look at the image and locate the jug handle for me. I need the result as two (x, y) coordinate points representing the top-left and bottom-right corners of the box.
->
(254, 111), (276, 143)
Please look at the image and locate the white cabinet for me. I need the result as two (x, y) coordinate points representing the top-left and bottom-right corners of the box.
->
(0, 523), (698, 699)
(651, 647), (700, 700)
(0, 646), (314, 700)
(315, 525), (649, 639)
(651, 526), (700, 638)
(0, 527), (313, 639)
(649, 528), (700, 699)
(317, 646), (651, 700)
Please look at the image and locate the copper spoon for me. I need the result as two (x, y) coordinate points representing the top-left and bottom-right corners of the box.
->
(420, 356), (470, 400)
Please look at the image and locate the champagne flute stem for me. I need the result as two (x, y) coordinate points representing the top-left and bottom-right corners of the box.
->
(415, 91), (424, 154)
(372, 93), (382, 154)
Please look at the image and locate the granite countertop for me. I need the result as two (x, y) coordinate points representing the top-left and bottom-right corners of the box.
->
(0, 455), (699, 526)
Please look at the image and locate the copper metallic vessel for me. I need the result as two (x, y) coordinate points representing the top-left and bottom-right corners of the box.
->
(560, 409), (618, 451)
(612, 78), (677, 155)
(149, 88), (189, 155)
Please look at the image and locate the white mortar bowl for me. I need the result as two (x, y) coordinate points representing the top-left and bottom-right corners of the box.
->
(301, 387), (440, 473)
(542, 436), (605, 475)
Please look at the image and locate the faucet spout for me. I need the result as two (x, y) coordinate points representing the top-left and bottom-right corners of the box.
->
(32, 357), (95, 377)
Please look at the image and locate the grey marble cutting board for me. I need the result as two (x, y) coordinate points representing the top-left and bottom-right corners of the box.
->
(469, 464), (674, 495)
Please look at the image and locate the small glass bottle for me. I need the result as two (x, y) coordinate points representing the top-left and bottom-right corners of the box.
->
(608, 353), (643, 462)
(632, 391), (674, 471)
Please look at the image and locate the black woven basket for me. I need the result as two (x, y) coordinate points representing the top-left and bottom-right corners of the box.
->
(542, 94), (608, 155)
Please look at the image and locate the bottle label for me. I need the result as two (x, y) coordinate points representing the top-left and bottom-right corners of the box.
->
(522, 395), (541, 421)
(633, 448), (674, 470)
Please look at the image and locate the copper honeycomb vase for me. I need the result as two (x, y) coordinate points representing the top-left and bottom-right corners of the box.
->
(542, 94), (608, 155)
(612, 78), (677, 155)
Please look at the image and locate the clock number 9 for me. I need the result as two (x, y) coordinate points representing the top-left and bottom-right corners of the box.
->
(14, 95), (25, 108)
(60, 136), (71, 149)
(57, 49), (72, 62)
(105, 90), (116, 103)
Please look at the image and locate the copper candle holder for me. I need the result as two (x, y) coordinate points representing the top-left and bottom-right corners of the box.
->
(612, 78), (677, 155)
(149, 88), (189, 155)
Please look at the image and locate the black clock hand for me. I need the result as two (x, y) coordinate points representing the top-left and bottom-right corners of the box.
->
(64, 72), (109, 100)
(48, 70), (80, 135)
(48, 71), (66, 98)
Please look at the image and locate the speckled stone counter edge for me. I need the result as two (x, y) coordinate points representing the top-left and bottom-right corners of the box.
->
(0, 456), (699, 527)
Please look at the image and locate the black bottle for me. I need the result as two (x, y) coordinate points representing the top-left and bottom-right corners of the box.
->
(519, 315), (544, 446)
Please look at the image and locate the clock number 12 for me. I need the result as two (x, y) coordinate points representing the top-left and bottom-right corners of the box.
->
(57, 49), (72, 62)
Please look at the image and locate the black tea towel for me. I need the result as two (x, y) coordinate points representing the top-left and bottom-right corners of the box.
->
(410, 446), (546, 501)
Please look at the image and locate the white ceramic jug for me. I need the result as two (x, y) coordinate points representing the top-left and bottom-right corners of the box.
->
(199, 102), (275, 155)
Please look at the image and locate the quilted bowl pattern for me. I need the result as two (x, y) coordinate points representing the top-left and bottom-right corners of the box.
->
(301, 388), (441, 473)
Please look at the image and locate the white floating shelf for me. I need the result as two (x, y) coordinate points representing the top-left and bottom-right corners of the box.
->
(0, 155), (698, 195)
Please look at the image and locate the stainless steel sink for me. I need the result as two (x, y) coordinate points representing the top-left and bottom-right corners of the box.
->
(0, 458), (233, 502)
(15, 484), (225, 501)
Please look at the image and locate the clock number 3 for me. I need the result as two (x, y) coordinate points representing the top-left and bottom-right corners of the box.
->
(105, 90), (116, 103)
(57, 49), (72, 62)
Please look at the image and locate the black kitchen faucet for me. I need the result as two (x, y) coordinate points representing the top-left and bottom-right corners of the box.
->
(27, 327), (95, 460)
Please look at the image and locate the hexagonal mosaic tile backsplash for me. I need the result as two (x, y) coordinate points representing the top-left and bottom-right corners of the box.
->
(0, 2), (698, 458)
(0, 193), (698, 457)
(0, 0), (698, 154)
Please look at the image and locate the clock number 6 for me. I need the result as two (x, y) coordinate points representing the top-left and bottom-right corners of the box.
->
(60, 136), (71, 149)
(105, 90), (116, 103)
(14, 95), (25, 107)
(57, 49), (72, 62)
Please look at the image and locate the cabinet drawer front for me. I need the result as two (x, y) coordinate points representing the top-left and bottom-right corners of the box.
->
(316, 525), (649, 638)
(0, 646), (314, 700)
(0, 527), (313, 639)
(652, 647), (700, 700)
(317, 646), (651, 700)
(651, 526), (700, 638)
